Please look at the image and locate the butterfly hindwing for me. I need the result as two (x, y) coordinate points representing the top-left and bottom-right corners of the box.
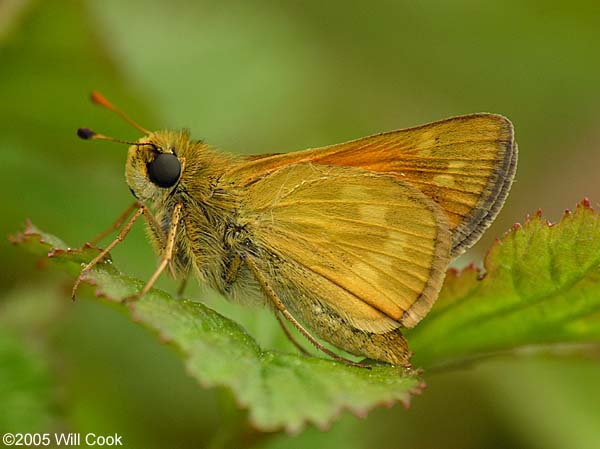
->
(240, 163), (452, 329)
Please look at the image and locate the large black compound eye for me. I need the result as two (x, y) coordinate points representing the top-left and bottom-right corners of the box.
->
(147, 153), (181, 188)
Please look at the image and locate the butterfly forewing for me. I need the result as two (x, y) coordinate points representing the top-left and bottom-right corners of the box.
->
(241, 163), (452, 329)
(231, 114), (516, 256)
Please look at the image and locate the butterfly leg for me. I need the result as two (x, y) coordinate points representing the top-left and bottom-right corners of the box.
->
(274, 312), (311, 356)
(222, 252), (311, 355)
(122, 203), (183, 303)
(145, 211), (166, 244)
(142, 203), (180, 280)
(88, 201), (141, 246)
(176, 274), (189, 299)
(245, 257), (370, 369)
(72, 204), (146, 300)
(224, 253), (243, 285)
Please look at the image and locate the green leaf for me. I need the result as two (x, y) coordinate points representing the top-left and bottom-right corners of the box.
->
(407, 199), (600, 368)
(10, 222), (422, 433)
(0, 330), (55, 433)
(12, 199), (600, 431)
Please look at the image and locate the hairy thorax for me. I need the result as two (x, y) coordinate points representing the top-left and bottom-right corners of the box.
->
(143, 156), (264, 306)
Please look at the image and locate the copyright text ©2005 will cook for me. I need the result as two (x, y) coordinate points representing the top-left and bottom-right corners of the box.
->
(2, 433), (123, 447)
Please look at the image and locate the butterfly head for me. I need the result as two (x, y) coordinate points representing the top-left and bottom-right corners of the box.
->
(77, 92), (191, 202)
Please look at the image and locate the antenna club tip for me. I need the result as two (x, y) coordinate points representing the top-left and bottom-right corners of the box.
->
(91, 90), (112, 108)
(86, 91), (150, 135)
(77, 128), (96, 140)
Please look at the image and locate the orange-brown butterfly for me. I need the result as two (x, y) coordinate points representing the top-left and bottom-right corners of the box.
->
(73, 92), (517, 367)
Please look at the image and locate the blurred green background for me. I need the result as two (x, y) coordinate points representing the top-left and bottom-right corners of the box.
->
(2, 1), (600, 448)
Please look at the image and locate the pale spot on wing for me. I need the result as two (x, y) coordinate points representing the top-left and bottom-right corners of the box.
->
(387, 230), (408, 258)
(449, 160), (467, 170)
(360, 204), (386, 223)
(416, 131), (438, 153)
(353, 261), (383, 287)
(342, 185), (365, 197)
(433, 174), (456, 187)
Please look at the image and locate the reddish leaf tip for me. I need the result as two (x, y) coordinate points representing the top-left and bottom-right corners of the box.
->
(350, 406), (370, 419)
(577, 197), (594, 212)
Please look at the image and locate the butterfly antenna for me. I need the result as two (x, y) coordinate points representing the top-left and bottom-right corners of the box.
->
(90, 91), (151, 135)
(76, 128), (154, 148)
